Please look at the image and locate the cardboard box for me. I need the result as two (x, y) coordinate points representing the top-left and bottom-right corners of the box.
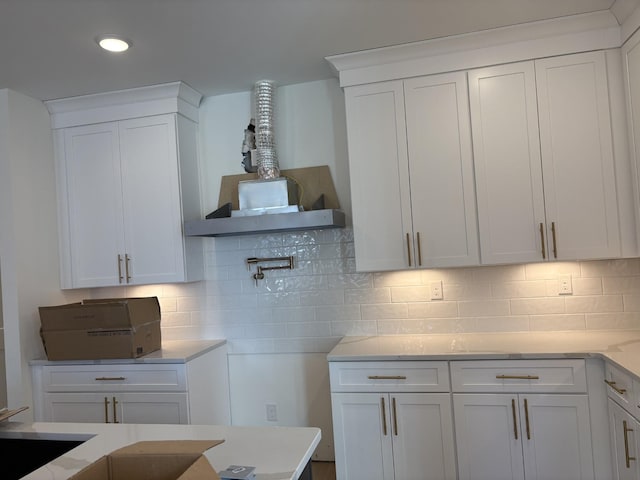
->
(69, 440), (224, 480)
(39, 297), (161, 361)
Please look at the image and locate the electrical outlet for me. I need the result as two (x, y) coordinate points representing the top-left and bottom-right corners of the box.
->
(266, 404), (278, 422)
(558, 274), (573, 295)
(430, 281), (443, 300)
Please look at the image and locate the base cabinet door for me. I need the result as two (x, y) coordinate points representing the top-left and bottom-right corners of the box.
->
(453, 393), (594, 480)
(331, 392), (456, 480)
(609, 399), (640, 480)
(44, 392), (189, 424)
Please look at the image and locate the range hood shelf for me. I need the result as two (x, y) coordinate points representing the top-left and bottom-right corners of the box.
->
(184, 209), (346, 237)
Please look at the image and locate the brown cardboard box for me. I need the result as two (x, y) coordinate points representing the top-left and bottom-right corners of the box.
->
(69, 440), (224, 480)
(39, 297), (161, 360)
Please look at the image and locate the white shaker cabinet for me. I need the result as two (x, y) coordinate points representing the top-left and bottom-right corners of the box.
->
(451, 359), (595, 480)
(609, 399), (640, 480)
(470, 51), (621, 264)
(344, 71), (479, 272)
(31, 341), (231, 426)
(329, 361), (457, 480)
(47, 82), (203, 289)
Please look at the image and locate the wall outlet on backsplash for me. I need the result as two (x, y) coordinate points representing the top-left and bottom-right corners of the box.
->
(558, 274), (573, 295)
(430, 281), (443, 300)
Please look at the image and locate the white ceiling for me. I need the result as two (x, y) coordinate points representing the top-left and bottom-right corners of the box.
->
(0, 0), (632, 101)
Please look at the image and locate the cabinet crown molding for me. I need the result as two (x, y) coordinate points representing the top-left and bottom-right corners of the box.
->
(45, 81), (202, 128)
(326, 11), (622, 87)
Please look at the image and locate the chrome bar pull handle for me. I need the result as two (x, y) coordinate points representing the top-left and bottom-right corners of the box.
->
(551, 222), (558, 258)
(496, 374), (540, 380)
(112, 396), (119, 423)
(117, 254), (124, 283)
(524, 398), (531, 440)
(125, 254), (132, 283)
(624, 420), (636, 468)
(511, 398), (518, 440)
(368, 375), (407, 380)
(605, 379), (627, 395)
(95, 376), (126, 381)
(104, 397), (110, 423)
(416, 232), (423, 266)
(381, 397), (387, 436)
(392, 397), (398, 436)
(406, 233), (412, 267)
(539, 223), (546, 259)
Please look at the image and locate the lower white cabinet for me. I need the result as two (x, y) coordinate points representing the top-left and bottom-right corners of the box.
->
(609, 399), (640, 480)
(43, 392), (189, 424)
(451, 359), (595, 480)
(453, 393), (594, 480)
(329, 360), (456, 480)
(606, 361), (640, 480)
(331, 392), (456, 480)
(31, 342), (231, 426)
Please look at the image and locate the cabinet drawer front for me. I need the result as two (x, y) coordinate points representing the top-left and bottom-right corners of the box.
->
(330, 361), (450, 392)
(450, 359), (586, 393)
(41, 364), (187, 392)
(605, 362), (634, 412)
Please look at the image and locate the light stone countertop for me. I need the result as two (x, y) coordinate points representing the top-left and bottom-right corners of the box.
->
(28, 339), (227, 365)
(327, 330), (640, 378)
(0, 421), (320, 480)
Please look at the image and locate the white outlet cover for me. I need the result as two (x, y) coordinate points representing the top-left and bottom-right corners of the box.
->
(430, 281), (443, 300)
(558, 274), (572, 295)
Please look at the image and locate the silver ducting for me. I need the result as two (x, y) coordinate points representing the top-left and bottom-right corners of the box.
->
(254, 80), (280, 180)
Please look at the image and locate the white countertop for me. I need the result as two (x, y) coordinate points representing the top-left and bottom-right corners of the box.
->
(1, 421), (320, 480)
(29, 339), (226, 365)
(327, 330), (640, 378)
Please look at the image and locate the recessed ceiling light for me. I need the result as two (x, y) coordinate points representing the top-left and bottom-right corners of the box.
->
(96, 35), (131, 53)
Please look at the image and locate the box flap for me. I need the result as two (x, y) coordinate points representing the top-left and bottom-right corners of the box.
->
(177, 456), (221, 480)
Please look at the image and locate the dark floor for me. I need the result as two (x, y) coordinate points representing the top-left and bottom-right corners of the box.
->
(311, 461), (336, 480)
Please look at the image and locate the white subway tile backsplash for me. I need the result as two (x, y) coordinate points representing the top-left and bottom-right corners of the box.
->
(344, 288), (390, 304)
(510, 297), (565, 315)
(491, 281), (547, 298)
(529, 314), (586, 331)
(458, 299), (511, 317)
(565, 295), (623, 313)
(391, 286), (430, 303)
(408, 302), (458, 319)
(315, 305), (361, 322)
(148, 228), (640, 354)
(361, 303), (409, 320)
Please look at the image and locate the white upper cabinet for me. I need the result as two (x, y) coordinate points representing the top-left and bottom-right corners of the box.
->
(47, 82), (204, 289)
(345, 72), (479, 272)
(622, 27), (640, 248)
(470, 51), (621, 264)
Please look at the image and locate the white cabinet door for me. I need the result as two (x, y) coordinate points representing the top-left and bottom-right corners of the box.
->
(469, 61), (546, 265)
(521, 394), (594, 480)
(391, 393), (457, 480)
(44, 392), (189, 424)
(404, 72), (479, 267)
(621, 29), (640, 249)
(609, 399), (640, 480)
(470, 52), (621, 265)
(56, 113), (200, 288)
(331, 392), (394, 480)
(454, 393), (595, 480)
(62, 122), (125, 287)
(345, 73), (479, 272)
(344, 81), (412, 272)
(332, 392), (456, 480)
(119, 115), (186, 285)
(535, 52), (620, 260)
(453, 394), (526, 480)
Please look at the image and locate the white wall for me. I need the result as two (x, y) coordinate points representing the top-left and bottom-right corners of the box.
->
(0, 89), (84, 419)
